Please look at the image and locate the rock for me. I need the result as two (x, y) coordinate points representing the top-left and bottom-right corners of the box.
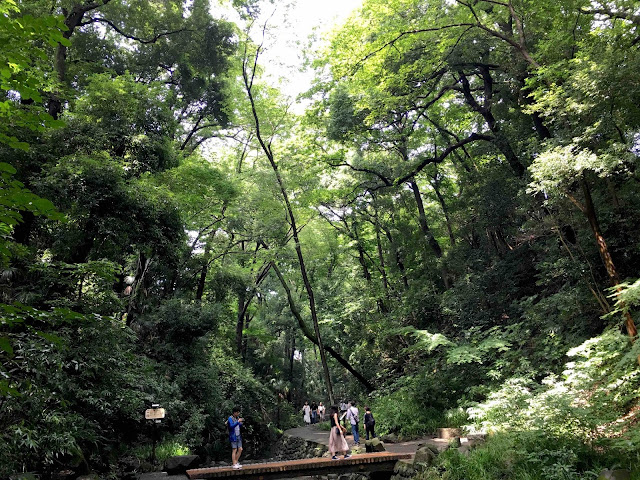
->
(381, 433), (399, 443)
(365, 438), (386, 453)
(75, 475), (100, 480)
(436, 428), (461, 439)
(139, 474), (169, 480)
(394, 459), (416, 477)
(119, 456), (141, 472)
(413, 446), (437, 467)
(9, 474), (40, 480)
(457, 444), (472, 456)
(164, 455), (200, 474)
(598, 470), (631, 480)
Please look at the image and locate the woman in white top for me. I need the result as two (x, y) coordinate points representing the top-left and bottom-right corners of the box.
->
(318, 402), (325, 421)
(302, 401), (311, 424)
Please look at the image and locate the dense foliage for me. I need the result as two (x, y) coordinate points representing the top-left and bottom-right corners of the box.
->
(1, 0), (640, 478)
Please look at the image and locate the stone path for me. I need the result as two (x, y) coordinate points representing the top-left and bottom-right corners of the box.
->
(283, 425), (451, 456)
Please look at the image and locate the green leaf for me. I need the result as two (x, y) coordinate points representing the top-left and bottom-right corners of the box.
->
(0, 336), (13, 355)
(0, 162), (17, 174)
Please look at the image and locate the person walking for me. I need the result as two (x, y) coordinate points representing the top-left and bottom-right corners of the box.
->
(346, 401), (360, 446)
(328, 405), (350, 460)
(311, 401), (318, 424)
(364, 406), (376, 440)
(302, 401), (311, 424)
(227, 406), (244, 469)
(318, 402), (325, 422)
(339, 400), (348, 429)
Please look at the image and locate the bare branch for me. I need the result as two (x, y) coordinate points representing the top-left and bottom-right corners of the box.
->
(80, 17), (189, 43)
(580, 6), (640, 26)
(395, 132), (493, 184)
(328, 162), (394, 186)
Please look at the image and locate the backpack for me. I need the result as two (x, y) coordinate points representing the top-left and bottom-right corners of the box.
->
(366, 412), (375, 426)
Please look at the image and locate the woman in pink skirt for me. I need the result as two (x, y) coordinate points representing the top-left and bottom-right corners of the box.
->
(329, 405), (350, 460)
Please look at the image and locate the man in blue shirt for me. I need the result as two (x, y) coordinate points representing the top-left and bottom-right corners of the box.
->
(227, 406), (244, 469)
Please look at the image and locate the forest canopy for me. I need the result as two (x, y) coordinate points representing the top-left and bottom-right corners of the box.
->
(1, 0), (640, 478)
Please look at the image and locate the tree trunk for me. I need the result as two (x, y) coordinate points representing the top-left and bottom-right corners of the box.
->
(236, 290), (246, 355)
(375, 218), (390, 294)
(581, 175), (638, 340)
(195, 243), (210, 301)
(272, 263), (375, 393)
(125, 253), (151, 326)
(241, 311), (253, 363)
(243, 57), (336, 405)
(409, 177), (450, 289)
(410, 177), (442, 257)
(458, 70), (525, 177)
(371, 200), (391, 297)
(381, 224), (409, 290)
(431, 173), (456, 246)
(289, 331), (296, 384)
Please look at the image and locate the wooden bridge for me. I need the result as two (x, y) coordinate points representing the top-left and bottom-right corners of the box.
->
(187, 452), (412, 480)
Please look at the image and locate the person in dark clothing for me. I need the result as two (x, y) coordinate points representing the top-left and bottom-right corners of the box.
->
(364, 406), (376, 440)
(311, 402), (318, 424)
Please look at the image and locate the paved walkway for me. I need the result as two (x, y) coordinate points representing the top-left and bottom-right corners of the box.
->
(283, 425), (450, 456)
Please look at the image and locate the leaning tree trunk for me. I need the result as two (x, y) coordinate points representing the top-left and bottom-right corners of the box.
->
(243, 51), (335, 405)
(272, 263), (375, 393)
(458, 70), (525, 177)
(409, 177), (450, 289)
(431, 172), (456, 246)
(580, 175), (638, 342)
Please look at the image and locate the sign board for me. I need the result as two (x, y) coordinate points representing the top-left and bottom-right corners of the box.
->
(145, 408), (166, 420)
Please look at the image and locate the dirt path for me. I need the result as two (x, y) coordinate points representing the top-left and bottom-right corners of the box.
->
(283, 425), (450, 456)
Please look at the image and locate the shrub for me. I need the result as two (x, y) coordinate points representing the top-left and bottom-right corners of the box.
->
(416, 328), (640, 479)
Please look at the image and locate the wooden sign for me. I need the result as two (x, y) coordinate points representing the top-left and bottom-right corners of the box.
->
(145, 408), (166, 420)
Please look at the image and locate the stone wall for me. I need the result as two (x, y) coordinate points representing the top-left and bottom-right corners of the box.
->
(316, 473), (370, 480)
(270, 434), (328, 461)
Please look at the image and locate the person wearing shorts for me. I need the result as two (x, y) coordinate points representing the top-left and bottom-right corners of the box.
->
(227, 406), (244, 469)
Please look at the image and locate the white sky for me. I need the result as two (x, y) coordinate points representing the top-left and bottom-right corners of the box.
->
(217, 0), (363, 99)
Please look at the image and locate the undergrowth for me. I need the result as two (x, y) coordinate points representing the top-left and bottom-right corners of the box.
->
(413, 327), (640, 479)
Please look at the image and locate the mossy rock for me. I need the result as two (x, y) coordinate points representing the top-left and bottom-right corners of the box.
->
(365, 438), (386, 452)
(413, 446), (437, 467)
(394, 459), (416, 477)
(597, 470), (631, 480)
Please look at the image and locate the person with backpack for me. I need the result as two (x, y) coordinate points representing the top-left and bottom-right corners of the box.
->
(364, 406), (376, 440)
(346, 400), (360, 446)
(227, 406), (244, 469)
